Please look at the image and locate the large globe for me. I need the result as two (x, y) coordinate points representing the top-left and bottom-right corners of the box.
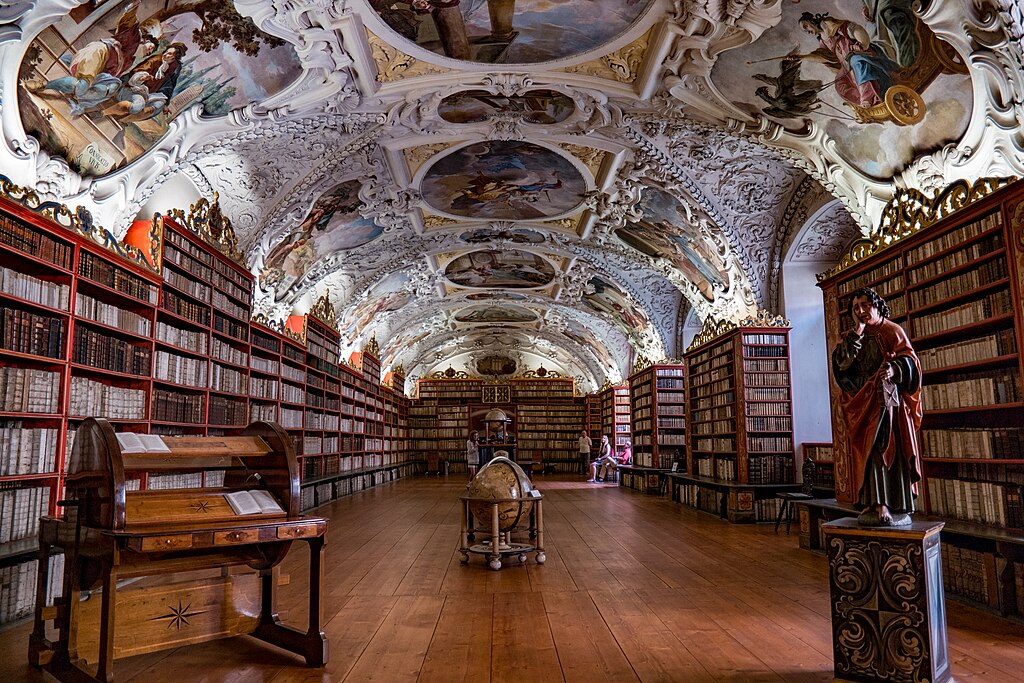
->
(466, 457), (535, 532)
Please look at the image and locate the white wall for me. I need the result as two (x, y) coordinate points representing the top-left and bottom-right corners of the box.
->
(780, 261), (833, 473)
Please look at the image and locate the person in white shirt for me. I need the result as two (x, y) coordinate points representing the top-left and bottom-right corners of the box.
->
(578, 430), (592, 475)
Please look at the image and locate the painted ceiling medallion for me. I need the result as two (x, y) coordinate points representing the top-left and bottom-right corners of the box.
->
(454, 305), (538, 324)
(421, 141), (587, 220)
(476, 355), (517, 376)
(459, 227), (545, 244)
(18, 0), (301, 177)
(444, 249), (555, 288)
(438, 89), (575, 124)
(369, 0), (655, 65)
(583, 275), (650, 334)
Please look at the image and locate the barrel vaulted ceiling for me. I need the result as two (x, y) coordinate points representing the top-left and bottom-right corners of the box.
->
(3, 1), (1024, 392)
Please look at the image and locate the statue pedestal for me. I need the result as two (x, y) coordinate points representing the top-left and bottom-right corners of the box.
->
(823, 518), (952, 683)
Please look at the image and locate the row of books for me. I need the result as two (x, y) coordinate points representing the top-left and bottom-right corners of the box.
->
(744, 387), (789, 401)
(250, 376), (278, 400)
(79, 252), (156, 304)
(655, 378), (685, 389)
(692, 419), (734, 436)
(746, 416), (793, 432)
(208, 395), (247, 426)
(920, 427), (1024, 459)
(906, 211), (1000, 264)
(210, 363), (247, 395)
(837, 256), (901, 296)
(163, 240), (214, 280)
(942, 543), (991, 606)
(693, 437), (735, 452)
(77, 293), (150, 336)
(918, 328), (1016, 371)
(744, 401), (790, 416)
(691, 392), (734, 410)
(691, 379), (732, 397)
(69, 376), (145, 419)
(212, 291), (248, 321)
(0, 215), (73, 269)
(911, 289), (1012, 338)
(162, 289), (209, 326)
(251, 402), (278, 422)
(744, 346), (787, 358)
(743, 372), (788, 387)
(908, 232), (1003, 283)
(748, 436), (793, 452)
(690, 368), (732, 390)
(154, 349), (208, 387)
(921, 368), (1021, 409)
(1, 307), (65, 359)
(925, 476), (1023, 528)
(279, 407), (302, 429)
(250, 355), (279, 374)
(0, 555), (64, 626)
(0, 424), (58, 475)
(748, 454), (795, 484)
(742, 333), (786, 345)
(691, 405), (734, 422)
(73, 326), (151, 375)
(0, 265), (69, 310)
(677, 483), (721, 515)
(687, 340), (734, 366)
(743, 359), (788, 373)
(212, 337), (248, 367)
(156, 320), (208, 354)
(163, 264), (211, 303)
(0, 485), (50, 543)
(305, 412), (340, 431)
(214, 313), (247, 342)
(1, 368), (60, 414)
(152, 389), (204, 424)
(909, 256), (1008, 310)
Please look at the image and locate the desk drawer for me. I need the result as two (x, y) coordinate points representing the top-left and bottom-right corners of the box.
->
(278, 524), (317, 539)
(215, 529), (259, 545)
(140, 534), (193, 551)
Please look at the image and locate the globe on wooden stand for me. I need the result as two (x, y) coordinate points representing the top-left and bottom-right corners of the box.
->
(460, 456), (545, 569)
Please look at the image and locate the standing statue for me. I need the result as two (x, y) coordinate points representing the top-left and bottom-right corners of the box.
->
(832, 287), (923, 526)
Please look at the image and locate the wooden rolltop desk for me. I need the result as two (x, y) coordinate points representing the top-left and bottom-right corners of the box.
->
(29, 419), (328, 682)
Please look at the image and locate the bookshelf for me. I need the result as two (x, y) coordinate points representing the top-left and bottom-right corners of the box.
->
(586, 392), (602, 444)
(803, 443), (835, 494)
(0, 186), (416, 625)
(598, 384), (631, 454)
(621, 363), (685, 494)
(668, 313), (797, 523)
(817, 177), (1024, 616)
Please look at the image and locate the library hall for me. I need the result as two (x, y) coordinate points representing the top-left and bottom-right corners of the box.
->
(4, 1), (1024, 681)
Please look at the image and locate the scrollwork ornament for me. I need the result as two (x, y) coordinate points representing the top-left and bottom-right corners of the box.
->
(687, 316), (738, 351)
(737, 310), (789, 328)
(308, 290), (339, 330)
(168, 194), (246, 266)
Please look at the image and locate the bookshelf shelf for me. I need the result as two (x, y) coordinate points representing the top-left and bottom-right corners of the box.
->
(627, 364), (685, 488)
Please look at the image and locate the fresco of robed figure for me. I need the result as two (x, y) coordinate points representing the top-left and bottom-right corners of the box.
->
(616, 187), (730, 302)
(259, 180), (384, 301)
(341, 271), (414, 347)
(18, 0), (302, 177)
(582, 276), (650, 335)
(711, 0), (971, 179)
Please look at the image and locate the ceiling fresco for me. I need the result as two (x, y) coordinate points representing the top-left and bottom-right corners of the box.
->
(18, 0), (301, 176)
(4, 1), (1024, 392)
(420, 141), (588, 220)
(368, 0), (656, 64)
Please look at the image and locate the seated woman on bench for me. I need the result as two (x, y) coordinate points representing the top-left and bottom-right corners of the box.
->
(599, 440), (632, 481)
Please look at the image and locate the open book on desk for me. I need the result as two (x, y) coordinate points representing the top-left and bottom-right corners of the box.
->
(115, 432), (171, 454)
(223, 489), (285, 516)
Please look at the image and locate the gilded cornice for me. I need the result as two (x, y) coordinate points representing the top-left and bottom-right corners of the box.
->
(366, 29), (449, 83)
(364, 335), (380, 358)
(167, 194), (246, 267)
(629, 354), (652, 376)
(0, 173), (158, 273)
(817, 177), (1015, 282)
(308, 290), (339, 331)
(564, 28), (651, 84)
(737, 310), (790, 329)
(686, 316), (737, 352)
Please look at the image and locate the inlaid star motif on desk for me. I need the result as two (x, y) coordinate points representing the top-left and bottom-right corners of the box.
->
(152, 601), (206, 630)
(189, 500), (211, 513)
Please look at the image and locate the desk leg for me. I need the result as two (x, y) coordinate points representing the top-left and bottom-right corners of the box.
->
(96, 564), (116, 682)
(251, 540), (329, 667)
(28, 537), (52, 667)
(535, 500), (546, 564)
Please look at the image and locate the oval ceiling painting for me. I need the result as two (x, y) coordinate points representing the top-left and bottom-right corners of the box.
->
(342, 271), (414, 346)
(617, 188), (730, 302)
(260, 180), (384, 301)
(445, 249), (555, 289)
(583, 275), (650, 333)
(439, 89), (574, 124)
(18, 0), (301, 177)
(455, 305), (538, 324)
(421, 141), (587, 220)
(460, 227), (545, 244)
(370, 1), (655, 65)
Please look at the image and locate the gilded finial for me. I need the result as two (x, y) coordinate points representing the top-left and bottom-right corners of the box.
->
(168, 193), (246, 266)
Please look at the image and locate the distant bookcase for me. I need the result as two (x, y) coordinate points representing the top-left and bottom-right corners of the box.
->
(817, 178), (1024, 615)
(667, 313), (796, 523)
(628, 364), (686, 470)
(598, 384), (631, 455)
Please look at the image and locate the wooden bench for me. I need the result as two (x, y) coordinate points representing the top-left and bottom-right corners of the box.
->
(29, 418), (328, 682)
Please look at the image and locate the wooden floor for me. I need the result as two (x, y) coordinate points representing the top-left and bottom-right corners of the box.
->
(5, 476), (1024, 682)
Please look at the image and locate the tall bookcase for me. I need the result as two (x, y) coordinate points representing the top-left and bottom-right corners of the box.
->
(0, 186), (415, 624)
(817, 177), (1024, 616)
(668, 313), (796, 523)
(598, 384), (631, 454)
(618, 363), (684, 494)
